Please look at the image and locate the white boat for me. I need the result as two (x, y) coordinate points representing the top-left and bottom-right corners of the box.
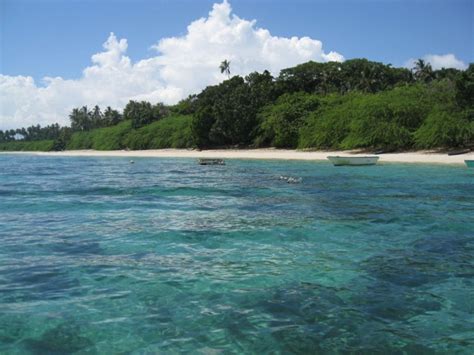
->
(327, 156), (379, 166)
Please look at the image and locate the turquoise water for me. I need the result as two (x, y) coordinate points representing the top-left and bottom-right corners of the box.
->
(0, 154), (473, 354)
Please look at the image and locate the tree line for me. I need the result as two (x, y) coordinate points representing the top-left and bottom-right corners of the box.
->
(0, 101), (169, 146)
(191, 59), (473, 149)
(1, 58), (473, 151)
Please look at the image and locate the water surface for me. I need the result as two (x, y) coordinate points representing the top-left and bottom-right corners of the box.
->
(0, 155), (473, 353)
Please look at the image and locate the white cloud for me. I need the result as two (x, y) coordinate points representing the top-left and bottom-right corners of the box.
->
(0, 0), (343, 130)
(405, 53), (467, 71)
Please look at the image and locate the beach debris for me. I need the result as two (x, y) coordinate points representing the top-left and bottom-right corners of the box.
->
(279, 175), (302, 184)
(198, 158), (225, 165)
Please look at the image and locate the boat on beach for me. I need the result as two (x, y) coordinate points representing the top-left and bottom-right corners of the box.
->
(198, 158), (225, 165)
(448, 149), (471, 156)
(327, 156), (379, 166)
(465, 160), (474, 168)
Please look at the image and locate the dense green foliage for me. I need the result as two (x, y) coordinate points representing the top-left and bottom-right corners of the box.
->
(123, 101), (169, 129)
(170, 95), (198, 116)
(0, 123), (68, 143)
(192, 71), (277, 147)
(0, 140), (55, 151)
(67, 120), (132, 150)
(2, 58), (473, 152)
(66, 115), (193, 151)
(191, 59), (472, 150)
(255, 92), (320, 148)
(300, 86), (429, 150)
(276, 59), (413, 95)
(456, 64), (474, 108)
(124, 115), (193, 149)
(414, 109), (474, 148)
(300, 83), (473, 150)
(70, 105), (123, 132)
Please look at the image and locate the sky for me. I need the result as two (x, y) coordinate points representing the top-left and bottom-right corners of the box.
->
(0, 0), (472, 129)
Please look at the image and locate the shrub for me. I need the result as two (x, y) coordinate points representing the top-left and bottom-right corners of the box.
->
(67, 121), (132, 150)
(299, 93), (359, 149)
(255, 92), (320, 148)
(299, 85), (443, 150)
(124, 115), (194, 149)
(0, 140), (55, 151)
(414, 109), (473, 148)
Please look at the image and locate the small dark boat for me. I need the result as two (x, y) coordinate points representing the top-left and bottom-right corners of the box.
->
(373, 148), (396, 155)
(198, 158), (225, 165)
(448, 149), (471, 156)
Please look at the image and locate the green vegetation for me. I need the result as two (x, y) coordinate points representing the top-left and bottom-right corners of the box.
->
(1, 60), (473, 152)
(299, 81), (474, 150)
(256, 92), (320, 148)
(219, 59), (231, 78)
(0, 140), (55, 151)
(67, 120), (132, 150)
(192, 71), (277, 147)
(414, 109), (473, 148)
(124, 115), (193, 149)
(123, 101), (169, 129)
(70, 105), (123, 131)
(300, 85), (434, 150)
(65, 115), (193, 151)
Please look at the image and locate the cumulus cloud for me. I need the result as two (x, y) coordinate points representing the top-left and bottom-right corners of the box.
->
(0, 34), (183, 130)
(0, 0), (343, 130)
(405, 53), (467, 71)
(151, 0), (343, 89)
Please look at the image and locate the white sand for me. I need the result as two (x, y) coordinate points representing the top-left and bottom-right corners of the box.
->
(3, 148), (473, 165)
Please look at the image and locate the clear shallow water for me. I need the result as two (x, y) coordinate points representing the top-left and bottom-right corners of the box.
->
(0, 154), (473, 354)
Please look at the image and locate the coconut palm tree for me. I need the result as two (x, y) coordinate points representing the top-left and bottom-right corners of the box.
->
(219, 60), (231, 78)
(413, 59), (434, 82)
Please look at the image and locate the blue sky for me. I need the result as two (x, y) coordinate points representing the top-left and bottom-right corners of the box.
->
(2, 0), (472, 80)
(0, 0), (472, 129)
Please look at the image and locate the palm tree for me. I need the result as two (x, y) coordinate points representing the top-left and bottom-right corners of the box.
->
(414, 59), (427, 72)
(413, 59), (434, 83)
(220, 60), (231, 78)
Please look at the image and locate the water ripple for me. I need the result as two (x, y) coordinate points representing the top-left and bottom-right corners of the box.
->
(0, 155), (473, 353)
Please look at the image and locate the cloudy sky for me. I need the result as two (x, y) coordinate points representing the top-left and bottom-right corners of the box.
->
(1, 0), (472, 130)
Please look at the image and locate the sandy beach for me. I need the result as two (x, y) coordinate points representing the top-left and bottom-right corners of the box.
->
(4, 149), (473, 165)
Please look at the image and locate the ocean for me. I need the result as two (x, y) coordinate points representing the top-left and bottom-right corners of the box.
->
(0, 154), (473, 353)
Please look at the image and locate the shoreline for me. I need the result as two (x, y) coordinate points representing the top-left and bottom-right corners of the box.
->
(2, 148), (473, 165)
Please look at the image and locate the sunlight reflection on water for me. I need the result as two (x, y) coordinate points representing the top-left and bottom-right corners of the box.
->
(0, 155), (473, 353)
